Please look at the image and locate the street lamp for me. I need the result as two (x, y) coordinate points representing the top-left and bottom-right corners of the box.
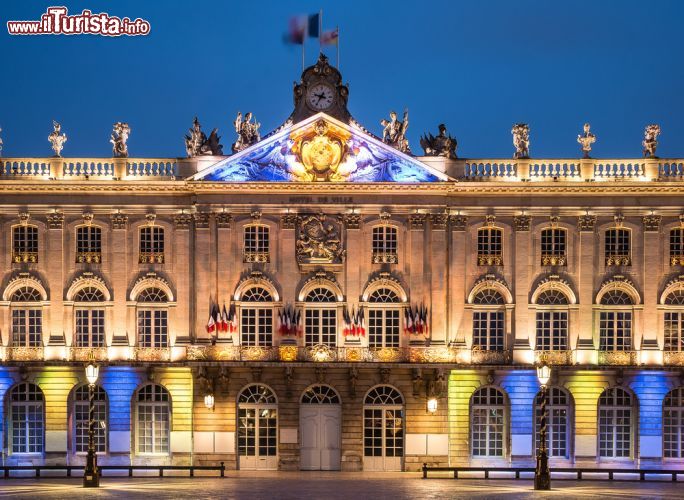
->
(83, 363), (99, 488)
(534, 363), (551, 491)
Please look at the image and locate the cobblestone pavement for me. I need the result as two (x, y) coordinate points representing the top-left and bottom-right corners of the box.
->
(1, 472), (683, 499)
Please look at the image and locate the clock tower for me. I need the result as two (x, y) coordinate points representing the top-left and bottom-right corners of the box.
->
(291, 53), (351, 124)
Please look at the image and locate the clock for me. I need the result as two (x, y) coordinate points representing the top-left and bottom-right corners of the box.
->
(306, 83), (335, 111)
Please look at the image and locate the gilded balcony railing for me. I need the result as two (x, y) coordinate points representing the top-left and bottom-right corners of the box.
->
(664, 352), (684, 366)
(477, 254), (503, 266)
(605, 254), (631, 266)
(470, 348), (512, 364)
(139, 252), (165, 264)
(76, 251), (102, 264)
(541, 254), (567, 266)
(70, 347), (108, 362)
(670, 255), (684, 266)
(12, 251), (38, 263)
(372, 252), (398, 264)
(243, 251), (270, 263)
(535, 350), (573, 365)
(598, 350), (637, 365)
(5, 346), (44, 361)
(135, 347), (171, 361)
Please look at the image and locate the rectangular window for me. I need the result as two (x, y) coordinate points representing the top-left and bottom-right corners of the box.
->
(368, 308), (400, 348)
(477, 228), (503, 266)
(665, 312), (684, 351)
(535, 407), (568, 458)
(535, 311), (568, 351)
(76, 226), (102, 263)
(75, 309), (105, 347)
(671, 229), (684, 265)
(664, 407), (684, 458)
(599, 311), (632, 351)
(11, 309), (42, 347)
(471, 407), (504, 457)
(305, 308), (337, 347)
(139, 226), (165, 264)
(11, 402), (44, 454)
(372, 226), (398, 264)
(240, 308), (273, 346)
(541, 228), (567, 265)
(599, 408), (632, 458)
(137, 403), (169, 454)
(244, 225), (270, 263)
(472, 311), (504, 350)
(605, 229), (631, 265)
(75, 399), (106, 453)
(137, 310), (168, 348)
(12, 225), (38, 263)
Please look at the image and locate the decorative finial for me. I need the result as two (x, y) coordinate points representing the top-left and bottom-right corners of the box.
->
(577, 123), (596, 158)
(48, 120), (67, 157)
(642, 124), (661, 158)
(511, 123), (530, 159)
(110, 122), (130, 158)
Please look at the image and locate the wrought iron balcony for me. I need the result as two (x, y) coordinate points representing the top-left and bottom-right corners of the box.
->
(477, 254), (503, 266)
(664, 351), (684, 366)
(372, 252), (398, 264)
(598, 350), (637, 365)
(541, 254), (567, 266)
(243, 251), (270, 263)
(535, 350), (572, 365)
(138, 252), (165, 264)
(76, 251), (102, 264)
(670, 255), (684, 266)
(470, 347), (512, 364)
(69, 347), (108, 362)
(134, 347), (171, 361)
(3, 346), (44, 361)
(12, 251), (38, 263)
(605, 254), (631, 266)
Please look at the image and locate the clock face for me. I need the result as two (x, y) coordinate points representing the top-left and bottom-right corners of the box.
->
(306, 83), (335, 111)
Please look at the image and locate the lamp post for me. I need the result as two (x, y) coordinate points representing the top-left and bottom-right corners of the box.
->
(534, 363), (551, 490)
(83, 363), (99, 488)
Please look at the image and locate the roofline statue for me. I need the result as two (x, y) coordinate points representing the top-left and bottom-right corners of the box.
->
(48, 120), (67, 157)
(577, 123), (596, 159)
(420, 123), (457, 159)
(110, 122), (130, 158)
(232, 111), (261, 154)
(381, 109), (411, 154)
(511, 123), (530, 159)
(642, 124), (661, 158)
(185, 117), (223, 157)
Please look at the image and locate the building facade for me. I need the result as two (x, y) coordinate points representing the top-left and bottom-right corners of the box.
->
(1, 55), (684, 472)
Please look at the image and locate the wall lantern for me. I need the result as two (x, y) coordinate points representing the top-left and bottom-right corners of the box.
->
(204, 394), (215, 411)
(427, 398), (438, 414)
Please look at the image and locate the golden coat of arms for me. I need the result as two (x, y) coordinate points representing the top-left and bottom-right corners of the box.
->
(290, 120), (350, 181)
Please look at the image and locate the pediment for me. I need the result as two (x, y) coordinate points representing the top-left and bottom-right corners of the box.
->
(191, 113), (451, 183)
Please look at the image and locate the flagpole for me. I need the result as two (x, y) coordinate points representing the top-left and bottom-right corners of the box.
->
(336, 25), (340, 69)
(319, 9), (323, 54)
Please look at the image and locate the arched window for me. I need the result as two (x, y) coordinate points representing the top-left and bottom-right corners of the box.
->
(364, 386), (404, 471)
(10, 286), (43, 347)
(304, 287), (338, 347)
(73, 385), (107, 453)
(76, 225), (102, 263)
(471, 387), (506, 457)
(136, 287), (169, 348)
(477, 227), (503, 266)
(535, 387), (570, 458)
(9, 382), (44, 454)
(139, 226), (165, 264)
(301, 385), (341, 404)
(243, 225), (270, 263)
(664, 387), (684, 458)
(238, 385), (278, 469)
(135, 384), (170, 455)
(598, 387), (634, 458)
(540, 228), (567, 266)
(74, 286), (106, 348)
(605, 228), (631, 266)
(535, 290), (569, 351)
(240, 286), (273, 346)
(12, 225), (38, 263)
(599, 290), (634, 351)
(664, 290), (684, 351)
(472, 289), (505, 351)
(372, 226), (398, 264)
(367, 288), (401, 348)
(670, 228), (684, 266)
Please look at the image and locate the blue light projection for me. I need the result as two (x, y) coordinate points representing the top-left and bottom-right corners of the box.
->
(199, 130), (443, 183)
(499, 371), (539, 436)
(629, 371), (674, 437)
(99, 367), (144, 432)
(0, 367), (16, 426)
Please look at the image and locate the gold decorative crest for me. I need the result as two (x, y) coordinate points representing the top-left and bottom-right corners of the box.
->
(290, 119), (350, 181)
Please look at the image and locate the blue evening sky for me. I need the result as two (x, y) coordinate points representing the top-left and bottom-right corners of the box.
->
(1, 0), (683, 158)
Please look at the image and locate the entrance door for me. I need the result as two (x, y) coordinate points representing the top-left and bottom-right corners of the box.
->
(300, 385), (342, 470)
(237, 384), (278, 470)
(363, 386), (404, 471)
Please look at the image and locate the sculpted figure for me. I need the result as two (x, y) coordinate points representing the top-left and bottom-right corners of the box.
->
(420, 123), (457, 159)
(184, 117), (223, 156)
(0, 126), (3, 156)
(642, 124), (661, 158)
(232, 111), (261, 153)
(577, 123), (596, 158)
(381, 109), (411, 153)
(110, 122), (130, 158)
(48, 120), (67, 157)
(511, 123), (530, 159)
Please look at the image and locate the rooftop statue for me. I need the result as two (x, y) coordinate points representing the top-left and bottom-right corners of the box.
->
(381, 109), (411, 154)
(185, 117), (223, 157)
(511, 123), (530, 159)
(577, 123), (596, 158)
(0, 126), (4, 157)
(642, 124), (661, 158)
(232, 111), (261, 154)
(420, 123), (457, 159)
(110, 122), (130, 158)
(48, 120), (67, 157)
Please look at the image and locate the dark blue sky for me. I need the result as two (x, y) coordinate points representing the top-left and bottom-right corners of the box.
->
(2, 0), (683, 158)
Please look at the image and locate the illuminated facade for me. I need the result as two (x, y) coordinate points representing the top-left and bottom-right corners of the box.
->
(2, 54), (684, 471)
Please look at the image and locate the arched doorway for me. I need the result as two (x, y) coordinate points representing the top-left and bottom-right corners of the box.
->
(363, 385), (404, 471)
(299, 385), (341, 470)
(237, 384), (278, 470)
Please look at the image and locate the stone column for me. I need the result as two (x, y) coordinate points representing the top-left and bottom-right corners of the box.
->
(193, 212), (213, 344)
(109, 214), (129, 345)
(173, 214), (193, 343)
(45, 212), (65, 349)
(576, 215), (598, 364)
(641, 215), (662, 363)
(448, 216), (467, 345)
(429, 214), (448, 344)
(408, 214), (427, 345)
(512, 215), (532, 363)
(343, 214), (362, 346)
